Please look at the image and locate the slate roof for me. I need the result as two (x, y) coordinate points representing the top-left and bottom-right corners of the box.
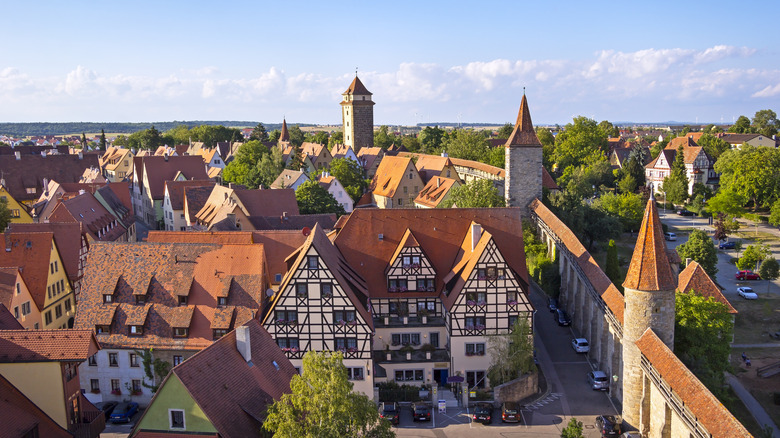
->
(0, 231), (56, 310)
(505, 95), (542, 147)
(635, 329), (752, 438)
(414, 176), (459, 208)
(678, 261), (737, 314)
(0, 153), (101, 203)
(371, 155), (416, 198)
(76, 242), (268, 350)
(623, 199), (677, 292)
(531, 199), (625, 324)
(165, 180), (215, 210)
(134, 320), (295, 438)
(138, 155), (209, 200)
(343, 75), (372, 95)
(0, 329), (99, 363)
(0, 373), (72, 438)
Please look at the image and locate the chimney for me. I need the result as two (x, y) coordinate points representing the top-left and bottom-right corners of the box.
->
(686, 258), (692, 267)
(228, 183), (233, 189)
(41, 151), (46, 157)
(236, 325), (252, 364)
(441, 152), (448, 157)
(78, 152), (83, 159)
(437, 177), (441, 188)
(471, 223), (482, 252)
(14, 151), (20, 160)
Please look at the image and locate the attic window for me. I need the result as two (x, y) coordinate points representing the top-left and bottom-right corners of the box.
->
(307, 256), (318, 270)
(173, 327), (189, 338)
(218, 297), (227, 306)
(135, 295), (146, 304)
(95, 325), (110, 334)
(25, 241), (32, 248)
(129, 325), (144, 336)
(275, 273), (282, 283)
(178, 296), (188, 305)
(213, 329), (228, 339)
(103, 294), (113, 304)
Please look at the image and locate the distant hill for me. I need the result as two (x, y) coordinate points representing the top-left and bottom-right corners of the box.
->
(0, 121), (317, 137)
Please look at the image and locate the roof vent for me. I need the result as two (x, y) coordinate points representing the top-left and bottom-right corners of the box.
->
(272, 360), (280, 370)
(236, 325), (252, 364)
(378, 233), (383, 240)
(14, 151), (21, 160)
(471, 223), (482, 252)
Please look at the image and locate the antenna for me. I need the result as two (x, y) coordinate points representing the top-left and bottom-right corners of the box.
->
(523, 86), (526, 96)
(355, 67), (358, 77)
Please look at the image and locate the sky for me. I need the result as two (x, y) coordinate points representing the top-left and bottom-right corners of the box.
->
(1, 1), (779, 126)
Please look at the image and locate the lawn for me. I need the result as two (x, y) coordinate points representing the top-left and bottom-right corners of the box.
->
(731, 293), (780, 344)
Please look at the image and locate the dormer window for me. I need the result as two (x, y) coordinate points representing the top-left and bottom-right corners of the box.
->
(218, 297), (227, 306)
(173, 327), (189, 338)
(95, 325), (110, 334)
(129, 325), (144, 336)
(135, 295), (146, 304)
(178, 296), (188, 306)
(103, 294), (113, 304)
(213, 329), (228, 339)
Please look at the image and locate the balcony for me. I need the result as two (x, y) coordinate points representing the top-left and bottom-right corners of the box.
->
(374, 348), (450, 364)
(70, 394), (105, 438)
(374, 315), (445, 328)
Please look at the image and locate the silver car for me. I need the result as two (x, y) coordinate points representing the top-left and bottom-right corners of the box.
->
(587, 370), (609, 390)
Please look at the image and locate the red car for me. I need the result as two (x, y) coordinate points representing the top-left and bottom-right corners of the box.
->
(735, 270), (761, 280)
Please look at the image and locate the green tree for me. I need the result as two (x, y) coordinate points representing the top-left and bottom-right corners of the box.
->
(418, 126), (445, 152)
(579, 204), (621, 250)
(649, 138), (668, 159)
(707, 188), (747, 217)
(496, 123), (514, 139)
(487, 318), (534, 386)
(264, 351), (393, 438)
(373, 125), (394, 150)
(675, 230), (718, 277)
(250, 122), (269, 142)
(598, 120), (619, 138)
(306, 131), (329, 146)
(438, 179), (505, 208)
(713, 213), (740, 241)
(728, 115), (753, 134)
(135, 348), (171, 393)
(770, 199), (780, 226)
(288, 125), (305, 147)
(99, 129), (107, 151)
(222, 140), (269, 189)
(0, 198), (13, 231)
(675, 291), (733, 395)
(605, 239), (621, 287)
(593, 192), (645, 232)
(737, 244), (769, 271)
(257, 147), (285, 188)
(268, 129), (282, 144)
(553, 116), (609, 172)
(295, 180), (346, 215)
(442, 129), (490, 163)
(696, 133), (730, 160)
(662, 145), (689, 204)
(328, 131), (344, 149)
(561, 417), (584, 438)
(286, 144), (304, 171)
(536, 127), (556, 169)
(715, 147), (780, 211)
(329, 158), (368, 202)
(752, 109), (779, 138)
(759, 256), (780, 296)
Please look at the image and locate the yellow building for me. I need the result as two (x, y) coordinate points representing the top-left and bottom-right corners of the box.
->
(370, 156), (424, 208)
(0, 267), (41, 329)
(100, 147), (134, 182)
(0, 185), (33, 223)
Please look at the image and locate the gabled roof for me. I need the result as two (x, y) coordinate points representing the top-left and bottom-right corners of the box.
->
(414, 176), (459, 208)
(343, 75), (372, 95)
(271, 169), (308, 189)
(719, 133), (761, 144)
(646, 148), (675, 170)
(0, 232), (56, 310)
(371, 156), (416, 198)
(0, 374), (72, 438)
(301, 142), (328, 161)
(8, 223), (83, 285)
(140, 155), (209, 200)
(356, 147), (384, 172)
(388, 228), (421, 267)
(234, 188), (299, 217)
(0, 329), (99, 363)
(48, 192), (126, 241)
(165, 180), (215, 210)
(505, 95), (542, 148)
(135, 320), (295, 438)
(0, 153), (101, 203)
(636, 329), (752, 438)
(441, 225), (494, 310)
(246, 214), (338, 232)
(96, 182), (135, 227)
(0, 303), (23, 329)
(265, 224), (371, 328)
(331, 143), (355, 160)
(184, 185), (214, 220)
(279, 119), (290, 142)
(623, 199), (677, 291)
(678, 261), (737, 314)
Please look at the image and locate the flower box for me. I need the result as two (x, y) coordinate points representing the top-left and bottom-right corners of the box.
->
(349, 320), (357, 326)
(131, 390), (142, 396)
(110, 389), (121, 396)
(90, 389), (100, 394)
(477, 275), (487, 280)
(507, 300), (518, 305)
(296, 293), (307, 299)
(411, 263), (420, 269)
(388, 287), (398, 292)
(338, 319), (347, 326)
(403, 264), (411, 269)
(399, 287), (408, 292)
(477, 300), (487, 306)
(276, 319), (286, 324)
(466, 300), (476, 306)
(475, 324), (486, 330)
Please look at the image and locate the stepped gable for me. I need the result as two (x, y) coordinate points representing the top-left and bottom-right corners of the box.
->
(623, 199), (677, 291)
(505, 94), (542, 148)
(636, 329), (752, 438)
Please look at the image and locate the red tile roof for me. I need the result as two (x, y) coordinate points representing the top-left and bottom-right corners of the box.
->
(623, 199), (677, 291)
(8, 222), (84, 286)
(505, 95), (542, 148)
(48, 192), (126, 241)
(0, 153), (100, 203)
(165, 180), (215, 210)
(0, 329), (99, 362)
(0, 373), (72, 438)
(678, 261), (737, 314)
(635, 329), (751, 438)
(0, 303), (24, 329)
(0, 231), (56, 310)
(414, 176), (459, 208)
(531, 199), (624, 324)
(184, 185), (214, 221)
(343, 75), (372, 95)
(371, 156), (416, 197)
(139, 155), (209, 200)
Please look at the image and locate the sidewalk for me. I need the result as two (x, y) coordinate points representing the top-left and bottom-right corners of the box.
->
(725, 373), (780, 437)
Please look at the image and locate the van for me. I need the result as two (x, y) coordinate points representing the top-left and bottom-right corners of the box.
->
(664, 232), (676, 241)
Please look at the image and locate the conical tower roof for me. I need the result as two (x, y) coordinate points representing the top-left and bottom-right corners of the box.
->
(623, 199), (677, 291)
(505, 94), (542, 148)
(343, 75), (372, 95)
(279, 119), (290, 142)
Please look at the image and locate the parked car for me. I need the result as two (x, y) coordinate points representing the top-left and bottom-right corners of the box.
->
(737, 287), (758, 300)
(595, 415), (622, 437)
(719, 241), (736, 250)
(619, 432), (641, 438)
(571, 338), (590, 353)
(554, 309), (571, 326)
(501, 402), (521, 423)
(664, 232), (676, 241)
(379, 402), (399, 425)
(735, 270), (761, 280)
(412, 402), (431, 421)
(588, 370), (609, 391)
(94, 401), (118, 417)
(676, 209), (695, 216)
(473, 402), (493, 424)
(547, 297), (558, 312)
(109, 401), (139, 423)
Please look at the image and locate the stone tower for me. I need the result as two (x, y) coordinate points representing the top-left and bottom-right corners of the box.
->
(504, 94), (542, 212)
(340, 75), (374, 153)
(621, 199), (676, 429)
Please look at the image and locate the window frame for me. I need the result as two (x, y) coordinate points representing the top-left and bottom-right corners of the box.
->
(169, 409), (186, 430)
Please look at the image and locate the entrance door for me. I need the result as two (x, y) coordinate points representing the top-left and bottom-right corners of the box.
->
(439, 369), (448, 388)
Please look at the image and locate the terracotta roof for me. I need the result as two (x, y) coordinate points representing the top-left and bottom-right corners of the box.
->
(334, 208), (530, 303)
(7, 223), (83, 285)
(96, 182), (135, 227)
(0, 231), (56, 310)
(623, 199), (677, 291)
(720, 133), (761, 144)
(279, 119), (290, 142)
(251, 231), (309, 281)
(356, 146), (383, 171)
(0, 373), (72, 438)
(343, 75), (372, 95)
(667, 135), (699, 149)
(0, 268), (17, 308)
(414, 176), (459, 208)
(139, 155), (209, 200)
(48, 192), (126, 241)
(505, 95), (542, 148)
(146, 231), (255, 245)
(136, 320), (295, 438)
(531, 199), (624, 324)
(646, 148), (675, 170)
(165, 180), (215, 210)
(207, 166), (222, 179)
(0, 153), (101, 204)
(235, 188), (299, 217)
(76, 242), (268, 350)
(678, 261), (737, 314)
(542, 168), (559, 190)
(635, 329), (752, 438)
(301, 142), (327, 160)
(184, 185), (214, 220)
(0, 303), (23, 329)
(0, 329), (99, 363)
(371, 156), (416, 197)
(247, 214), (338, 231)
(663, 144), (710, 165)
(331, 143), (354, 159)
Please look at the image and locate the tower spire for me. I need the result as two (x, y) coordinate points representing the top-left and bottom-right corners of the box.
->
(505, 94), (541, 148)
(623, 199), (677, 291)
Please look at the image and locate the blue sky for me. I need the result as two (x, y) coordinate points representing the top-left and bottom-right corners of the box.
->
(1, 1), (778, 125)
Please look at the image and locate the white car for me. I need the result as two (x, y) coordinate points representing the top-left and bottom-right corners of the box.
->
(737, 287), (758, 300)
(571, 338), (590, 353)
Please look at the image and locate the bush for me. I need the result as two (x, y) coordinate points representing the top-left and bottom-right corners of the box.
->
(378, 382), (424, 402)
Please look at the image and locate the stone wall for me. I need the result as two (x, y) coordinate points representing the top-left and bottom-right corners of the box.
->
(493, 371), (539, 404)
(504, 146), (542, 211)
(352, 103), (374, 152)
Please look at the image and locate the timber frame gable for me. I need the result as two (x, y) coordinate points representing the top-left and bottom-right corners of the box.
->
(262, 225), (373, 362)
(385, 229), (437, 293)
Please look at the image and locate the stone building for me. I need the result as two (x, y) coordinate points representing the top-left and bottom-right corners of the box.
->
(340, 75), (374, 153)
(504, 94), (543, 213)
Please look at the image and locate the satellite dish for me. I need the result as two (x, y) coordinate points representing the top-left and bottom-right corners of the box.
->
(266, 288), (275, 298)
(302, 227), (311, 236)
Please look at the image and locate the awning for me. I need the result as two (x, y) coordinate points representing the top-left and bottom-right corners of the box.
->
(446, 376), (465, 383)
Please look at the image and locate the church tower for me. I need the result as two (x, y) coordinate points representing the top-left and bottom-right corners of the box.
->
(504, 94), (542, 212)
(621, 199), (677, 429)
(340, 75), (374, 153)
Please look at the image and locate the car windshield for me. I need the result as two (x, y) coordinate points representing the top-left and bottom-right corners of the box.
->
(415, 406), (429, 413)
(383, 404), (397, 413)
(477, 406), (491, 413)
(113, 404), (130, 414)
(579, 341), (588, 346)
(504, 404), (518, 414)
(743, 288), (753, 292)
(594, 376), (608, 382)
